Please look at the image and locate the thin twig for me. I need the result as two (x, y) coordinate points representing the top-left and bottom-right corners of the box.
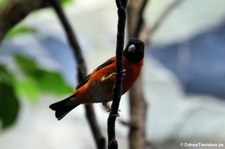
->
(49, 0), (86, 78)
(107, 0), (127, 148)
(49, 0), (106, 148)
(134, 0), (149, 38)
(118, 119), (137, 129)
(138, 0), (184, 44)
(148, 0), (184, 39)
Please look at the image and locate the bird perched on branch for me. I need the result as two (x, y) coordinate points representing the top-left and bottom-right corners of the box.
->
(49, 39), (145, 120)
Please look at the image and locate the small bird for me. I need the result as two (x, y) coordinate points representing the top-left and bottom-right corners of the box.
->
(49, 39), (145, 120)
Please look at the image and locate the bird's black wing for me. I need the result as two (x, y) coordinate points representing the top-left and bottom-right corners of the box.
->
(76, 57), (115, 90)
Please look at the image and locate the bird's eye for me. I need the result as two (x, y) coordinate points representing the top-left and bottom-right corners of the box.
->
(128, 45), (136, 53)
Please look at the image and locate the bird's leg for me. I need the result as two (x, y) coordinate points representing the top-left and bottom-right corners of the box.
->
(102, 102), (111, 112)
(102, 102), (121, 114)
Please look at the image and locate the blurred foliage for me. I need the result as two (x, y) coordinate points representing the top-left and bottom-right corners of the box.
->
(4, 0), (75, 38)
(14, 54), (73, 102)
(0, 0), (75, 130)
(0, 54), (73, 129)
(6, 25), (37, 39)
(0, 0), (5, 5)
(0, 65), (20, 129)
(62, 0), (75, 6)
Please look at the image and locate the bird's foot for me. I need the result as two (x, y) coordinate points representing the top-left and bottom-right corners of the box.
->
(121, 69), (126, 76)
(103, 102), (111, 112)
(102, 102), (121, 116)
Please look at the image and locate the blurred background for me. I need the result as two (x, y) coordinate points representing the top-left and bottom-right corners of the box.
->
(1, 0), (225, 148)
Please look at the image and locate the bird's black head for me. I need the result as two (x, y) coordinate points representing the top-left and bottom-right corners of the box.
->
(123, 39), (145, 63)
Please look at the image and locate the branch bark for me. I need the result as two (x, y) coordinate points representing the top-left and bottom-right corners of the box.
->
(126, 1), (184, 149)
(0, 0), (49, 42)
(127, 1), (149, 149)
(107, 0), (127, 148)
(128, 75), (148, 149)
(49, 0), (106, 148)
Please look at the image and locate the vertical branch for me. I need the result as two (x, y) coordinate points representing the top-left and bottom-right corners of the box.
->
(134, 0), (149, 38)
(128, 75), (148, 149)
(49, 0), (106, 148)
(127, 0), (149, 149)
(127, 0), (149, 38)
(127, 1), (183, 148)
(107, 0), (127, 148)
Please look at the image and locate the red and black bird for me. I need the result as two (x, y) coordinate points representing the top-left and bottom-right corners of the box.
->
(50, 39), (145, 120)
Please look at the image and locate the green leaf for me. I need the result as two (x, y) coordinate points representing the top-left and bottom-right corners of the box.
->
(15, 54), (38, 75)
(0, 65), (14, 84)
(15, 77), (40, 102)
(62, 0), (75, 6)
(0, 0), (5, 5)
(14, 54), (73, 101)
(6, 25), (37, 38)
(37, 70), (73, 95)
(0, 65), (20, 129)
(0, 82), (20, 129)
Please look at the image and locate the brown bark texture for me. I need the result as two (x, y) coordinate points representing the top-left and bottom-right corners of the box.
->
(127, 0), (148, 149)
(0, 0), (49, 42)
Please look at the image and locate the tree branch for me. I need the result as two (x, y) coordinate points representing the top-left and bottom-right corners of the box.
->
(107, 0), (127, 148)
(126, 1), (184, 149)
(49, 0), (106, 148)
(134, 0), (149, 37)
(128, 75), (148, 149)
(144, 0), (184, 41)
(0, 0), (49, 42)
(127, 0), (149, 149)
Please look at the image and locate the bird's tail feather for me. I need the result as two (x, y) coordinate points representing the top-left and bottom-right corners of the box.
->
(49, 94), (80, 120)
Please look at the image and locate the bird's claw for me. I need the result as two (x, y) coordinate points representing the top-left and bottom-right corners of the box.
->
(102, 102), (121, 114)
(101, 69), (126, 82)
(103, 102), (111, 112)
(121, 69), (126, 76)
